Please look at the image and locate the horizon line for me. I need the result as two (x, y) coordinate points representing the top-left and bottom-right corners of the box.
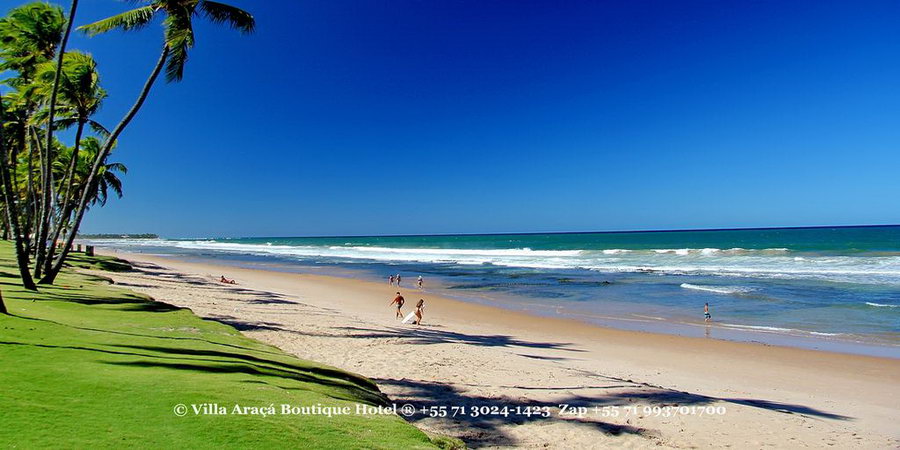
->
(156, 222), (900, 240)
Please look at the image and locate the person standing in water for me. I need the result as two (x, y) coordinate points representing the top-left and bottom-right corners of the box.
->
(413, 299), (425, 325)
(396, 274), (402, 286)
(704, 303), (711, 322)
(390, 292), (405, 319)
(389, 274), (395, 286)
(417, 275), (424, 289)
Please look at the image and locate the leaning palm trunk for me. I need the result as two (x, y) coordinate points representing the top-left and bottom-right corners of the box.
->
(34, 0), (80, 282)
(0, 205), (10, 240)
(25, 129), (38, 250)
(42, 45), (169, 284)
(19, 124), (37, 254)
(0, 103), (38, 290)
(41, 120), (86, 277)
(8, 129), (30, 252)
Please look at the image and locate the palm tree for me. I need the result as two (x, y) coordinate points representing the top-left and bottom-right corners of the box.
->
(0, 2), (65, 82)
(35, 0), (79, 283)
(56, 136), (125, 207)
(0, 92), (37, 289)
(41, 0), (254, 284)
(32, 51), (106, 277)
(76, 137), (126, 208)
(43, 137), (125, 247)
(0, 2), (66, 290)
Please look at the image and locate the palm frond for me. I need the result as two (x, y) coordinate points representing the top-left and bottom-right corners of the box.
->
(78, 6), (157, 36)
(87, 119), (110, 136)
(162, 14), (194, 82)
(52, 116), (79, 130)
(105, 162), (127, 174)
(198, 1), (255, 34)
(103, 170), (124, 199)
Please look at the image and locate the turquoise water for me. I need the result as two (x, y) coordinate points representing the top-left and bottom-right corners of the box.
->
(87, 225), (900, 355)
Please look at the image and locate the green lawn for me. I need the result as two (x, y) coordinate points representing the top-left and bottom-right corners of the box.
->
(0, 242), (445, 449)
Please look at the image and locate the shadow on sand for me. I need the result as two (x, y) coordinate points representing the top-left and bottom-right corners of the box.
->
(335, 325), (587, 352)
(372, 375), (852, 447)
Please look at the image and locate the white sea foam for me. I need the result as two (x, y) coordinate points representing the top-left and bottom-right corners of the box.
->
(83, 239), (900, 286)
(721, 324), (845, 337)
(865, 302), (899, 308)
(334, 246), (583, 257)
(720, 324), (796, 333)
(654, 249), (691, 255)
(680, 283), (755, 295)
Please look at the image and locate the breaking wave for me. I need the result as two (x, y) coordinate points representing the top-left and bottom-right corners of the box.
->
(82, 239), (900, 286)
(680, 283), (756, 295)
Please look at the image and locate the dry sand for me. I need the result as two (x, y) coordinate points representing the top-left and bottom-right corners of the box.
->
(91, 250), (900, 448)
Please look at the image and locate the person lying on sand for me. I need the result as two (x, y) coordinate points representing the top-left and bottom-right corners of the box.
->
(219, 275), (237, 285)
(390, 292), (405, 319)
(413, 299), (425, 325)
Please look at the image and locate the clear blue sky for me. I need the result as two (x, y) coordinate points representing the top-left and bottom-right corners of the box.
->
(49, 0), (900, 237)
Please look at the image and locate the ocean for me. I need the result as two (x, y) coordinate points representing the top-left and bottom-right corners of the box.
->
(84, 225), (900, 357)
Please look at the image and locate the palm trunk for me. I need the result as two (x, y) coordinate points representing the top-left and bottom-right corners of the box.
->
(8, 127), (29, 253)
(19, 124), (36, 254)
(35, 0), (79, 283)
(42, 201), (76, 276)
(25, 128), (37, 246)
(1, 207), (10, 240)
(0, 102), (37, 291)
(42, 120), (85, 277)
(42, 45), (169, 285)
(29, 126), (45, 254)
(23, 123), (44, 257)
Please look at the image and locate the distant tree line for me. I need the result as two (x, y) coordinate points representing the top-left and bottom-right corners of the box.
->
(77, 233), (159, 239)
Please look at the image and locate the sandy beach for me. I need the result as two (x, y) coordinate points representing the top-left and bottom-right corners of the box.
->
(93, 250), (900, 448)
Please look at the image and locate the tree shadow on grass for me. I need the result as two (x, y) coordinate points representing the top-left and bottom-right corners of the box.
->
(105, 360), (387, 406)
(109, 343), (379, 393)
(0, 339), (386, 406)
(7, 312), (286, 357)
(38, 289), (183, 312)
(65, 254), (133, 272)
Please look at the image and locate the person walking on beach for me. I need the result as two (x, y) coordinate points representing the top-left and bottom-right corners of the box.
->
(390, 292), (405, 319)
(396, 274), (402, 286)
(704, 302), (711, 322)
(413, 299), (425, 325)
(389, 274), (395, 286)
(417, 275), (424, 289)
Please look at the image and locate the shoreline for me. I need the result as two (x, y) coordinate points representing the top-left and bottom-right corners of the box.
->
(96, 247), (900, 358)
(92, 249), (900, 447)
